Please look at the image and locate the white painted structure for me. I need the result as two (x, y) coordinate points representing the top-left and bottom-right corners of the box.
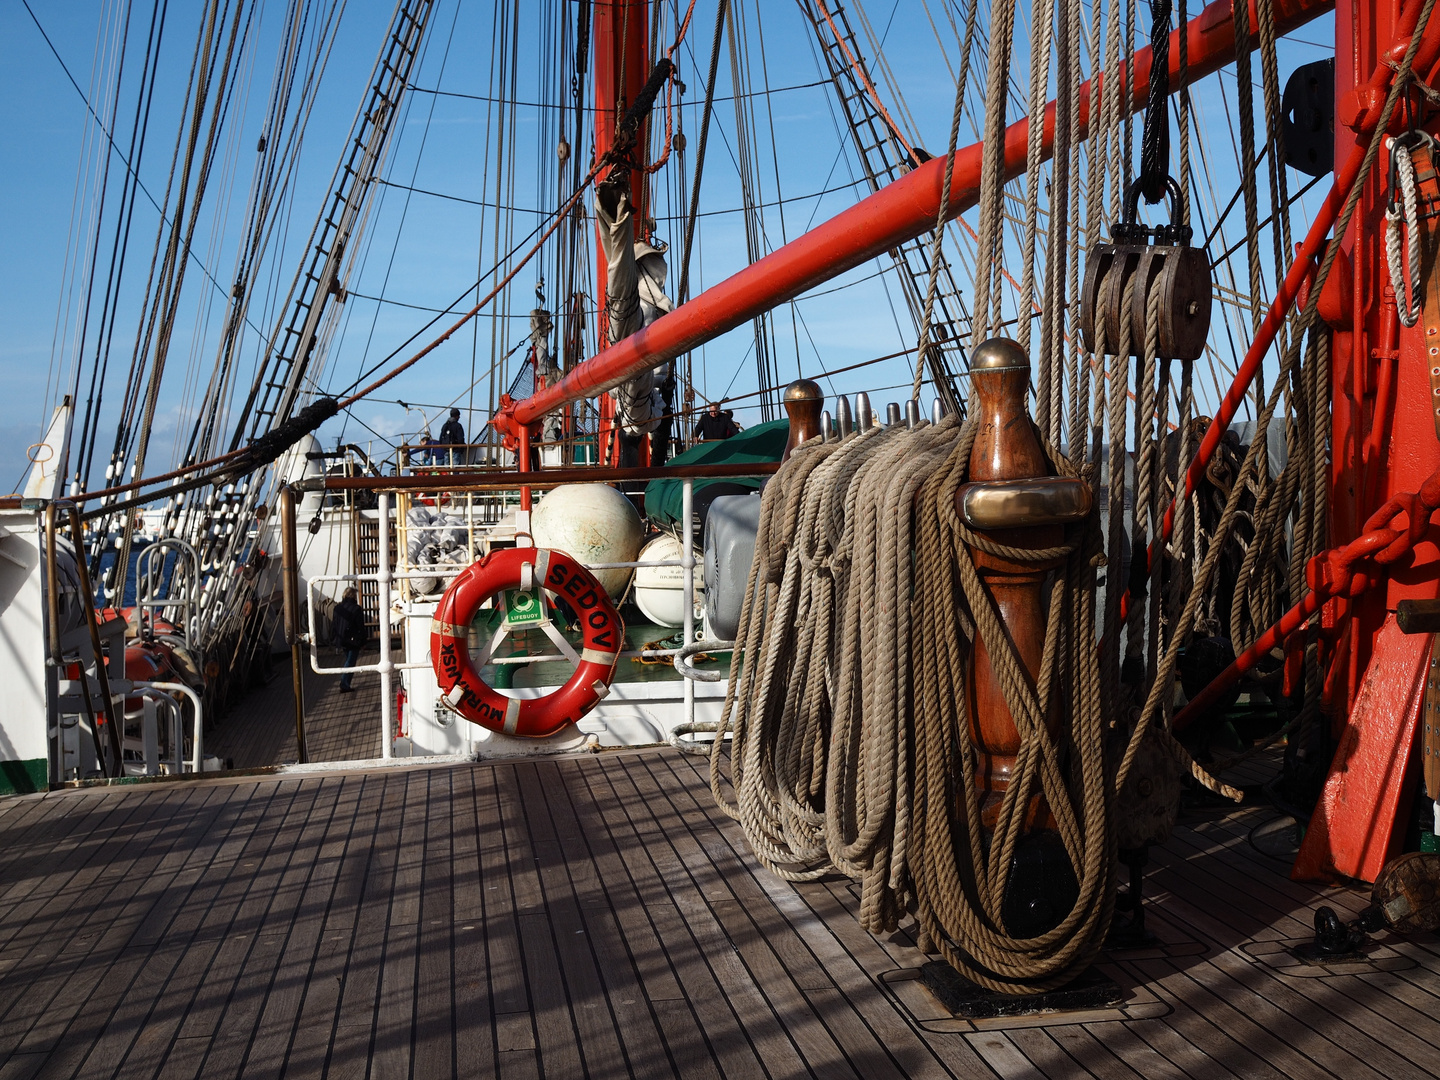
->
(0, 508), (52, 790)
(306, 475), (722, 761)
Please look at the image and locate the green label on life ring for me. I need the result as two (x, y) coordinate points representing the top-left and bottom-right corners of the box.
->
(501, 586), (549, 629)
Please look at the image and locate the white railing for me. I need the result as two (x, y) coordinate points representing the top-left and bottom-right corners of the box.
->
(300, 479), (701, 756)
(127, 680), (204, 775)
(135, 537), (202, 645)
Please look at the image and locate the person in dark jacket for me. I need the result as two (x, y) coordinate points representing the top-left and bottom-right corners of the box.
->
(439, 408), (466, 465)
(695, 401), (738, 441)
(333, 587), (368, 691)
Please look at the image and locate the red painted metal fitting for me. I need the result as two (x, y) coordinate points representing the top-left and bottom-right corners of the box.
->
(490, 394), (524, 451)
(1339, 85), (1386, 133)
(1282, 629), (1307, 699)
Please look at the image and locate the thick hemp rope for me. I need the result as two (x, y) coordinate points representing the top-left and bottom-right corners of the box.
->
(706, 0), (1432, 1004)
(713, 409), (1136, 993)
(908, 420), (1114, 992)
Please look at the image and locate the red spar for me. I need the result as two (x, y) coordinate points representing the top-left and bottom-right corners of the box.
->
(493, 0), (1335, 440)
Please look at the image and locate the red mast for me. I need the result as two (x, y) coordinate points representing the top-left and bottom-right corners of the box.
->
(592, 0), (652, 466)
(1287, 0), (1440, 881)
(1327, 0), (1440, 706)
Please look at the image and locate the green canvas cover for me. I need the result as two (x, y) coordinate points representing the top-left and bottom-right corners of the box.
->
(644, 417), (789, 525)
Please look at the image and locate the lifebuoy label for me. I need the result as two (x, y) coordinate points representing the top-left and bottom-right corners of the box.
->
(430, 547), (625, 738)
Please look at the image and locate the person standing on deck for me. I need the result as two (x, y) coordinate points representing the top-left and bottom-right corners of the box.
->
(695, 401), (739, 441)
(333, 588), (368, 692)
(439, 408), (466, 466)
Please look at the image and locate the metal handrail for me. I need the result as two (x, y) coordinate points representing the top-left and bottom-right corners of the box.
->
(673, 639), (734, 683)
(131, 680), (205, 774)
(286, 474), (711, 756)
(304, 460), (778, 493)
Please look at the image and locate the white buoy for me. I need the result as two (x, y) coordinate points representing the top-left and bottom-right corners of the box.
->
(531, 484), (643, 599)
(632, 534), (702, 627)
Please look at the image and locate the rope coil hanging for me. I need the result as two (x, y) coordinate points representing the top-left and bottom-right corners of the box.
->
(711, 403), (1161, 993)
(704, 0), (1439, 1005)
(1387, 132), (1429, 327)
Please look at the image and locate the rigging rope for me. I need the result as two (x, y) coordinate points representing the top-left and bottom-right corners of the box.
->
(713, 410), (1129, 992)
(1387, 135), (1427, 327)
(1138, 0), (1170, 203)
(337, 170), (600, 410)
(911, 39), (972, 403)
(810, 0), (918, 165)
(677, 0), (730, 306)
(968, 0), (1018, 342)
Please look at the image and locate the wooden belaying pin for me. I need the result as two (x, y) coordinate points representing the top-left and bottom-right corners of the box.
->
(953, 336), (1094, 939)
(955, 338), (1092, 823)
(781, 379), (824, 463)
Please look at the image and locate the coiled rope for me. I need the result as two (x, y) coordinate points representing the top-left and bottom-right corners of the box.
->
(711, 406), (1158, 993)
(1387, 133), (1427, 327)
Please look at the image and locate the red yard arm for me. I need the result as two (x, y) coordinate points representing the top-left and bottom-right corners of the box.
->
(496, 0), (1335, 437)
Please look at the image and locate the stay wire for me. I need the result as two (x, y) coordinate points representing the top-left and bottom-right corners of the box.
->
(678, 0), (730, 307)
(335, 166), (603, 410)
(19, 0), (268, 345)
(1138, 0), (1171, 202)
(911, 0), (975, 402)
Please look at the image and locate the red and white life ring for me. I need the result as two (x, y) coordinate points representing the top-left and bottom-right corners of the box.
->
(430, 547), (624, 738)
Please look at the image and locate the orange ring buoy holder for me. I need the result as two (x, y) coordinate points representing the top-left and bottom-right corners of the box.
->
(430, 547), (624, 738)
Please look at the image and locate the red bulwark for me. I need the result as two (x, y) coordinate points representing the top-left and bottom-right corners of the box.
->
(1294, 615), (1428, 883)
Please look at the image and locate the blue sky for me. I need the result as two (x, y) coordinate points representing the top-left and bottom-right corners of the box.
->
(2, 0), (1336, 491)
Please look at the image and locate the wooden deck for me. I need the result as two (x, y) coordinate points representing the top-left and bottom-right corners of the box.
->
(1, 748), (1438, 1079)
(206, 647), (384, 769)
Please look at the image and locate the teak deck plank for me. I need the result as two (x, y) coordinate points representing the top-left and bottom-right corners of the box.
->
(1140, 842), (1440, 1080)
(1, 787), (218, 1063)
(526, 762), (677, 1079)
(240, 777), (360, 1076)
(412, 773), (459, 1080)
(646, 755), (969, 1080)
(598, 756), (815, 1078)
(493, 768), (584, 1080)
(4, 749), (1440, 1078)
(568, 757), (768, 1080)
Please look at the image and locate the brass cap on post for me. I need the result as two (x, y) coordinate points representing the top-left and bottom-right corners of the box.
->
(783, 378), (823, 404)
(782, 378), (824, 461)
(970, 336), (1030, 373)
(957, 477), (1094, 529)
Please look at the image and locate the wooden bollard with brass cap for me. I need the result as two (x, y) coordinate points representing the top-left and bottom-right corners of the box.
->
(955, 338), (1093, 830)
(781, 378), (824, 462)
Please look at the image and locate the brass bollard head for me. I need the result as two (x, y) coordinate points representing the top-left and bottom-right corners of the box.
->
(970, 337), (1029, 373)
